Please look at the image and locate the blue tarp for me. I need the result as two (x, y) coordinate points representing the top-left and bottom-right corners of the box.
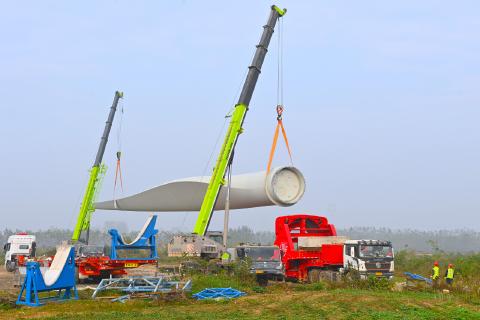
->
(192, 288), (246, 300)
(404, 272), (432, 284)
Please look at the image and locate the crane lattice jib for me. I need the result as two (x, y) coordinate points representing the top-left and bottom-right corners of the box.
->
(72, 91), (123, 242)
(193, 6), (286, 236)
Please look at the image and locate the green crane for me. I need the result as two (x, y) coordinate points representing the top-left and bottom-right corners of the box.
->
(72, 91), (124, 243)
(192, 5), (286, 236)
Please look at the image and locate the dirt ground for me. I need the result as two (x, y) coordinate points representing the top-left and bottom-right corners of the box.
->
(0, 263), (167, 293)
(0, 267), (18, 293)
(126, 263), (158, 277)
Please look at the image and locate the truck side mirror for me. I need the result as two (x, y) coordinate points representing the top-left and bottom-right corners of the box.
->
(350, 247), (355, 257)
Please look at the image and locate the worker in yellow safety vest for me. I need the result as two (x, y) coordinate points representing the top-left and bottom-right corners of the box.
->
(431, 261), (440, 288)
(445, 264), (455, 286)
(221, 251), (231, 264)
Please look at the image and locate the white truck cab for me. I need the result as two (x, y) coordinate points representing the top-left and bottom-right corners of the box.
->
(3, 233), (36, 272)
(343, 240), (394, 279)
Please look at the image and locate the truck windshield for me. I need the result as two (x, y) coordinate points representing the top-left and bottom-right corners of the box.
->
(245, 247), (280, 261)
(208, 235), (223, 244)
(359, 245), (393, 258)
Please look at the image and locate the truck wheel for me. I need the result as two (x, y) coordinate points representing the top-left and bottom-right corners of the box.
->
(344, 270), (361, 281)
(319, 270), (339, 282)
(256, 275), (268, 287)
(5, 261), (16, 272)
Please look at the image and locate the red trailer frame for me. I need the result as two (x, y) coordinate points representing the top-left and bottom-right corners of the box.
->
(274, 214), (344, 281)
(76, 256), (156, 281)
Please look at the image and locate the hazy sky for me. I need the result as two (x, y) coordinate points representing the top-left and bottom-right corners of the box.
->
(1, 1), (479, 233)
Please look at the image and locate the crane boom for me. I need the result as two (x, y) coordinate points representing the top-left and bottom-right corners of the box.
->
(72, 91), (123, 243)
(193, 5), (286, 235)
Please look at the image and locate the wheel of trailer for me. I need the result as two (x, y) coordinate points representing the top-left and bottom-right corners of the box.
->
(75, 267), (84, 284)
(307, 269), (321, 283)
(256, 275), (268, 287)
(319, 270), (339, 282)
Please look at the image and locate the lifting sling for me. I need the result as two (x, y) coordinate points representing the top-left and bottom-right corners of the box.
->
(266, 105), (293, 173)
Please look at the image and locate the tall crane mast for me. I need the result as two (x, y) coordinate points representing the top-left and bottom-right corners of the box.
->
(72, 91), (123, 243)
(192, 5), (286, 236)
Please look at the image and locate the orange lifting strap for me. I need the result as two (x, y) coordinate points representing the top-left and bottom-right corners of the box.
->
(114, 151), (123, 194)
(267, 105), (293, 173)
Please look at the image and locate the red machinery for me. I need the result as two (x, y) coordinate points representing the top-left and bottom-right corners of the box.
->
(75, 216), (158, 282)
(76, 256), (156, 281)
(274, 214), (344, 281)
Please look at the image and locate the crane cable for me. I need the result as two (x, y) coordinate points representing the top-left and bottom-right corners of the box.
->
(113, 98), (125, 206)
(267, 17), (293, 173)
(179, 51), (251, 230)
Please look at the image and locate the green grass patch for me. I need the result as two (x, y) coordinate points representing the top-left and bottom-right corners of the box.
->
(2, 287), (480, 320)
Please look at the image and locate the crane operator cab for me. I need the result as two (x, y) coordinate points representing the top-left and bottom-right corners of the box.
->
(343, 240), (394, 279)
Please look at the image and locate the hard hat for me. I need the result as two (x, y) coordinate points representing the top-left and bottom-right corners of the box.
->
(448, 264), (453, 268)
(434, 261), (439, 266)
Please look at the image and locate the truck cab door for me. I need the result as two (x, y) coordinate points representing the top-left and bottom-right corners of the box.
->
(344, 244), (358, 271)
(4, 243), (12, 268)
(31, 242), (37, 257)
(4, 243), (11, 259)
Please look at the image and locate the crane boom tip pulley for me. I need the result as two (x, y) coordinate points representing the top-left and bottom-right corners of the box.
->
(272, 5), (287, 17)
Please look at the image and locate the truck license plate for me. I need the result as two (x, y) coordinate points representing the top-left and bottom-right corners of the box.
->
(124, 263), (138, 268)
(255, 270), (264, 274)
(375, 272), (382, 276)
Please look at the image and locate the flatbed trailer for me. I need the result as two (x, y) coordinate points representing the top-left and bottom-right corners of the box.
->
(76, 257), (156, 281)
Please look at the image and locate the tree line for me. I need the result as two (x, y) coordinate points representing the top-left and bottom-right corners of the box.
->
(1, 226), (479, 253)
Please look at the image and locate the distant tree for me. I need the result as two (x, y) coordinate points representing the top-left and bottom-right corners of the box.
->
(103, 220), (129, 234)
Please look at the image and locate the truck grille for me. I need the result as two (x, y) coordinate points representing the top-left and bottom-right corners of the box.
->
(202, 246), (217, 253)
(253, 261), (280, 269)
(365, 262), (390, 271)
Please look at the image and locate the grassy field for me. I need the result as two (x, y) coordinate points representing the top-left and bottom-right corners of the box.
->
(2, 251), (480, 319)
(2, 286), (480, 320)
